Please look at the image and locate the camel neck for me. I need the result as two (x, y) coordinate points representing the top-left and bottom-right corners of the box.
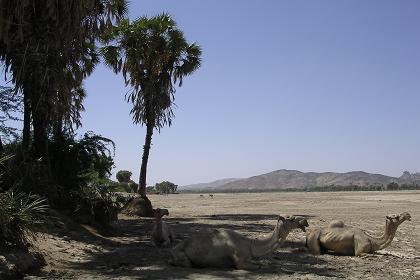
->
(368, 220), (398, 251)
(155, 217), (163, 240)
(250, 221), (287, 258)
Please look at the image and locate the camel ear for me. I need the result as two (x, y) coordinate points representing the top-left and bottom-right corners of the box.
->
(278, 215), (285, 221)
(290, 216), (296, 221)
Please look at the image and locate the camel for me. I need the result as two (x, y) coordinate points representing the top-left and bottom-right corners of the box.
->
(152, 208), (175, 247)
(169, 215), (309, 269)
(306, 212), (411, 256)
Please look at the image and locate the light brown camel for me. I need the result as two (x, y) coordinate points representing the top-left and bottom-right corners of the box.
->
(306, 212), (411, 256)
(169, 215), (309, 270)
(152, 208), (175, 247)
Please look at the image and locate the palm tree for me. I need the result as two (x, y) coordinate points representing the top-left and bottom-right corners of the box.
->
(101, 14), (201, 215)
(0, 0), (127, 162)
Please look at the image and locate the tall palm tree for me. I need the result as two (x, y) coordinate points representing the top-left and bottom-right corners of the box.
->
(101, 14), (201, 215)
(0, 0), (127, 160)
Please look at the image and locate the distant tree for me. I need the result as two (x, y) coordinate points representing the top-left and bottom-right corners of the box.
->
(387, 182), (399, 190)
(116, 170), (133, 183)
(101, 14), (201, 216)
(146, 186), (156, 194)
(155, 181), (178, 194)
(115, 170), (137, 192)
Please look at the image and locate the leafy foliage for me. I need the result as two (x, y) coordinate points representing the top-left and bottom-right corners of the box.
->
(0, 0), (128, 161)
(71, 182), (124, 226)
(0, 132), (119, 227)
(49, 131), (115, 189)
(116, 170), (133, 183)
(0, 1), (131, 227)
(49, 132), (120, 226)
(0, 187), (50, 248)
(101, 14), (201, 129)
(154, 181), (178, 194)
(113, 170), (137, 192)
(0, 86), (22, 143)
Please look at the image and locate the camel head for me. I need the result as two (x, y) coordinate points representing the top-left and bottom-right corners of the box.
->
(386, 212), (411, 227)
(278, 215), (309, 232)
(153, 208), (169, 218)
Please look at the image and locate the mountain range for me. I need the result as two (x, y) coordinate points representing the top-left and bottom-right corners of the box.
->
(180, 170), (420, 192)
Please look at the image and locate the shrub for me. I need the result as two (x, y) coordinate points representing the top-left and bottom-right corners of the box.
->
(71, 173), (125, 226)
(49, 131), (115, 191)
(0, 189), (50, 248)
(1, 132), (120, 228)
(110, 182), (137, 193)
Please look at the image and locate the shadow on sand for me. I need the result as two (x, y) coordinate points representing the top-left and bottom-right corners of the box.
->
(53, 213), (343, 279)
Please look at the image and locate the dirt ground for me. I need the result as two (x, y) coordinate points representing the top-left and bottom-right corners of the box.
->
(24, 191), (420, 280)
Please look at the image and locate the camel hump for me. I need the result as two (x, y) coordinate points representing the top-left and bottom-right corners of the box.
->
(329, 220), (345, 228)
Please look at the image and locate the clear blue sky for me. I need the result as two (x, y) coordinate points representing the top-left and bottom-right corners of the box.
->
(78, 0), (420, 186)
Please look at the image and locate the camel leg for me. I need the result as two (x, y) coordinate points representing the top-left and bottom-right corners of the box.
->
(169, 251), (192, 267)
(169, 228), (176, 242)
(306, 229), (322, 255)
(162, 239), (171, 247)
(354, 238), (371, 257)
(169, 244), (193, 267)
(233, 253), (260, 270)
(277, 236), (287, 248)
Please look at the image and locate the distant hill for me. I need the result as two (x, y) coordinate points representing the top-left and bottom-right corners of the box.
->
(180, 178), (240, 190)
(182, 170), (420, 192)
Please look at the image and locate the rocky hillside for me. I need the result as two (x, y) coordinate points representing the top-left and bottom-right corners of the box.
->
(184, 170), (420, 192)
(180, 178), (239, 190)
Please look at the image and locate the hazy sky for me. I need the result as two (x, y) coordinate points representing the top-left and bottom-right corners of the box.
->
(78, 0), (420, 186)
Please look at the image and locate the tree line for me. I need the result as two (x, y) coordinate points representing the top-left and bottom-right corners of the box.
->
(182, 182), (420, 194)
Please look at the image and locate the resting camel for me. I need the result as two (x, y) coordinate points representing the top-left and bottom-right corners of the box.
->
(169, 215), (308, 269)
(306, 212), (411, 256)
(152, 208), (175, 247)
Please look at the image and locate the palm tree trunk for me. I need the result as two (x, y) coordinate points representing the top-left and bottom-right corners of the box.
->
(32, 107), (49, 160)
(120, 121), (154, 217)
(53, 115), (64, 141)
(137, 122), (154, 196)
(31, 89), (52, 185)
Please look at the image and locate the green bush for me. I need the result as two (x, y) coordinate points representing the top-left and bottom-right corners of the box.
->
(70, 173), (126, 226)
(109, 182), (137, 193)
(49, 132), (119, 227)
(0, 132), (121, 228)
(0, 189), (50, 248)
(49, 131), (115, 191)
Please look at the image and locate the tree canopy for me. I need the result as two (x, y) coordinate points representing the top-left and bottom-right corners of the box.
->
(0, 0), (127, 158)
(101, 13), (202, 129)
